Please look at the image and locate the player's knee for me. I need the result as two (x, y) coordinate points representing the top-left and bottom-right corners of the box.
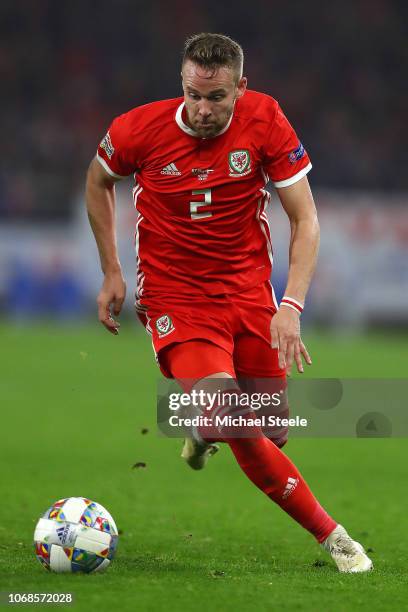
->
(261, 394), (290, 448)
(269, 435), (288, 449)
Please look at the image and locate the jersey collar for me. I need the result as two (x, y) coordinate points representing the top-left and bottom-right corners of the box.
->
(175, 101), (234, 139)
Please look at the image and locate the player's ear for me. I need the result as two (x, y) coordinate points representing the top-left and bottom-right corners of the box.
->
(236, 77), (247, 100)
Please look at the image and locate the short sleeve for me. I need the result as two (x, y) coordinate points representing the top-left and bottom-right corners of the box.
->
(96, 114), (137, 179)
(263, 104), (312, 188)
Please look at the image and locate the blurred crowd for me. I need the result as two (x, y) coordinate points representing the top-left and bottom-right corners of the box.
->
(1, 186), (406, 325)
(0, 0), (407, 221)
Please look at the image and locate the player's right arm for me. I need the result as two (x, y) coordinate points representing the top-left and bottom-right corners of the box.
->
(85, 157), (126, 335)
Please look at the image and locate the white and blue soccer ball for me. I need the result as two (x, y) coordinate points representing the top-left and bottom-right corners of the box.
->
(34, 497), (118, 573)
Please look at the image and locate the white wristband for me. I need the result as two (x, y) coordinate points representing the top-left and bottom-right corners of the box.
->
(280, 295), (304, 315)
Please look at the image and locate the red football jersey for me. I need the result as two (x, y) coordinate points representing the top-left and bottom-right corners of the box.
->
(96, 90), (312, 300)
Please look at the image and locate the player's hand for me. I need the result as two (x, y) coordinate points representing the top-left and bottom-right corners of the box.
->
(96, 269), (126, 335)
(270, 307), (312, 375)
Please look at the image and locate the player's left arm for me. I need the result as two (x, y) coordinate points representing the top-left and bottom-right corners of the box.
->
(271, 175), (320, 374)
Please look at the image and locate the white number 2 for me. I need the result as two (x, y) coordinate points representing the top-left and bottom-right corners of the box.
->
(190, 188), (212, 220)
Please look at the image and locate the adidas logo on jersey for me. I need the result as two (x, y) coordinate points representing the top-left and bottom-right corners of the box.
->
(160, 163), (181, 176)
(282, 476), (299, 499)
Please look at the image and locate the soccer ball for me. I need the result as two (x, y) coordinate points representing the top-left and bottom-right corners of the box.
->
(34, 497), (118, 573)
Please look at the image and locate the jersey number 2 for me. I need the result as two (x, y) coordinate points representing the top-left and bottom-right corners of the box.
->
(190, 189), (212, 220)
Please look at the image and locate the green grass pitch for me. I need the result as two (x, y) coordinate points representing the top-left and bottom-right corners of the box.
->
(0, 323), (406, 611)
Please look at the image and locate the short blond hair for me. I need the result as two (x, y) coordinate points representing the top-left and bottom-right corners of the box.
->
(182, 33), (244, 81)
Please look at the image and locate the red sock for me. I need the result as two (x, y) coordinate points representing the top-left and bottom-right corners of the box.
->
(227, 435), (336, 542)
(190, 380), (337, 543)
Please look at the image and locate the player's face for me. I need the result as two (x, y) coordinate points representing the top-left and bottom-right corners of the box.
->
(181, 60), (247, 138)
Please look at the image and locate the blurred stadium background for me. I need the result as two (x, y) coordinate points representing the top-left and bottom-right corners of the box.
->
(1, 0), (407, 331)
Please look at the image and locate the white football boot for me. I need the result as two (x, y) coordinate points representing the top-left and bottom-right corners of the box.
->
(181, 438), (219, 470)
(322, 524), (373, 573)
